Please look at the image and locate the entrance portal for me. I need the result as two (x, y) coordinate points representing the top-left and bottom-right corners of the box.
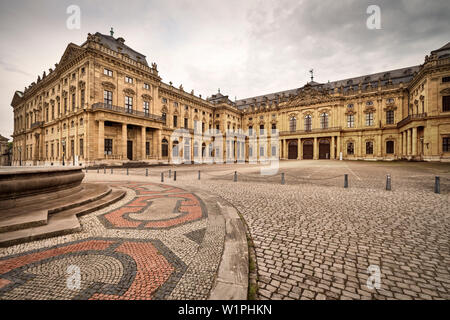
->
(288, 140), (298, 159)
(303, 140), (313, 159)
(127, 140), (133, 160)
(319, 139), (330, 159)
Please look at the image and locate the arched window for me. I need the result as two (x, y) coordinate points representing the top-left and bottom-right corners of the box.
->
(289, 117), (296, 132)
(304, 115), (312, 131)
(320, 113), (328, 129)
(347, 142), (354, 155)
(161, 139), (168, 157)
(172, 141), (179, 157)
(79, 118), (83, 126)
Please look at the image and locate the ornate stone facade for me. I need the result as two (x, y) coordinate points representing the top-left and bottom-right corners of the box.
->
(10, 32), (450, 165)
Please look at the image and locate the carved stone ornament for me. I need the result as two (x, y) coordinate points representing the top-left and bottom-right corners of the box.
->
(141, 94), (152, 101)
(123, 88), (135, 96)
(102, 81), (116, 90)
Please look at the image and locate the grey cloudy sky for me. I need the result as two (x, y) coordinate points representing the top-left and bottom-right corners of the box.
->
(0, 0), (449, 139)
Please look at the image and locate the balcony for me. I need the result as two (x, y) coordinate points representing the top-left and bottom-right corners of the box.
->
(397, 113), (427, 128)
(280, 127), (342, 136)
(92, 103), (164, 122)
(30, 121), (44, 129)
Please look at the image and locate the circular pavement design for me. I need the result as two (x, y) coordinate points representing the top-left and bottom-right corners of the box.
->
(0, 182), (225, 300)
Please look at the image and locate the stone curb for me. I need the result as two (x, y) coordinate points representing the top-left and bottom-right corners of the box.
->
(208, 202), (249, 300)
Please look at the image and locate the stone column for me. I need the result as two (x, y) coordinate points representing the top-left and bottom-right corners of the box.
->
(412, 127), (417, 156)
(297, 138), (301, 160)
(98, 120), (104, 159)
(337, 135), (341, 159)
(155, 129), (161, 159)
(313, 137), (318, 160)
(377, 134), (382, 157)
(402, 131), (407, 156)
(122, 123), (127, 159)
(331, 136), (335, 159)
(407, 129), (411, 156)
(141, 126), (146, 160)
(399, 133), (403, 157)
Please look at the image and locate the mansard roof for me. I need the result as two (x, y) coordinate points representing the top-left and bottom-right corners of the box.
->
(92, 32), (148, 66)
(431, 42), (450, 59)
(235, 65), (420, 110)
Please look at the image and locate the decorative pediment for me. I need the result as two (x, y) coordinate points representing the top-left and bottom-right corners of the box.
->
(283, 84), (333, 108)
(141, 94), (152, 101)
(161, 106), (168, 113)
(123, 88), (135, 96)
(363, 106), (376, 114)
(70, 85), (76, 93)
(62, 90), (68, 98)
(102, 81), (116, 90)
(383, 105), (397, 112)
(78, 81), (86, 90)
(440, 88), (450, 95)
(58, 43), (85, 69)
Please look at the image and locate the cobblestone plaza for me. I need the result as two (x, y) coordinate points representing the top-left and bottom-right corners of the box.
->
(1, 160), (448, 300)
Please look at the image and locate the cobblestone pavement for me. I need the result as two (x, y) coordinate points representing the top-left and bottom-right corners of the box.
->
(104, 160), (450, 300)
(0, 182), (224, 300)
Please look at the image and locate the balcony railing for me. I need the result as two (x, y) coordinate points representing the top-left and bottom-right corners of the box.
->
(30, 121), (44, 129)
(92, 103), (164, 122)
(280, 127), (342, 136)
(397, 113), (427, 128)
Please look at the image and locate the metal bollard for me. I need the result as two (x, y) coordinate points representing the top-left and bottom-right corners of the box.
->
(174, 171), (177, 181)
(97, 168), (99, 174)
(198, 170), (201, 180)
(169, 169), (172, 178)
(146, 168), (148, 177)
(386, 174), (391, 191)
(126, 168), (129, 176)
(281, 173), (285, 185)
(435, 176), (440, 194)
(111, 168), (113, 174)
(161, 172), (164, 182)
(344, 174), (348, 188)
(234, 171), (237, 182)
(104, 167), (106, 174)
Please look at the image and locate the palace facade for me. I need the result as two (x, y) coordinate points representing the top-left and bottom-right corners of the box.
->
(10, 31), (450, 166)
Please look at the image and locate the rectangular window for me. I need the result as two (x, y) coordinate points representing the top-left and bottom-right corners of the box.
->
(271, 146), (276, 156)
(249, 126), (253, 136)
(184, 118), (188, 129)
(443, 96), (450, 112)
(81, 89), (85, 107)
(443, 137), (450, 152)
(64, 97), (68, 113)
(260, 147), (264, 157)
(173, 115), (178, 127)
(104, 139), (113, 155)
(347, 114), (354, 128)
(104, 90), (113, 106)
(366, 112), (374, 126)
(347, 142), (354, 155)
(260, 125), (264, 135)
(125, 76), (133, 84)
(125, 96), (133, 112)
(104, 68), (113, 77)
(144, 83), (150, 90)
(143, 101), (149, 115)
(271, 123), (276, 134)
(162, 98), (167, 104)
(79, 138), (84, 156)
(72, 93), (76, 111)
(442, 77), (450, 83)
(386, 110), (394, 124)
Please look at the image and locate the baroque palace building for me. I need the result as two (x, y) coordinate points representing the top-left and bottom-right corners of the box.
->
(10, 30), (450, 166)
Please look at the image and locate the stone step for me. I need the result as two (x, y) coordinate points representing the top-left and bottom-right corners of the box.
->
(0, 189), (126, 247)
(0, 184), (110, 233)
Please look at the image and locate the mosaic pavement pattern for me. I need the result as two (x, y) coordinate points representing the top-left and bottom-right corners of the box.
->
(0, 182), (224, 300)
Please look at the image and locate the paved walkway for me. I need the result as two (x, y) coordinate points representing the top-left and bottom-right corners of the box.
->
(0, 179), (246, 300)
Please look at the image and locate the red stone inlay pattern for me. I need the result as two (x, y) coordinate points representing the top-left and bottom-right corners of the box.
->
(99, 183), (205, 229)
(0, 239), (176, 300)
